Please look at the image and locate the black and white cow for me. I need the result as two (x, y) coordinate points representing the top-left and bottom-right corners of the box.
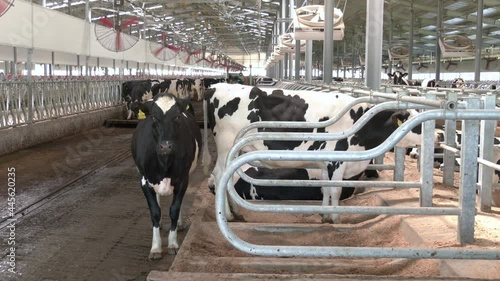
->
(387, 71), (437, 88)
(192, 78), (204, 101)
(451, 78), (466, 88)
(122, 79), (161, 119)
(387, 71), (411, 86)
(205, 83), (440, 223)
(131, 93), (203, 259)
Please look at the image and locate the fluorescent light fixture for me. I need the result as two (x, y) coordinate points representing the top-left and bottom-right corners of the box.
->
(146, 5), (163, 10)
(443, 17), (465, 25)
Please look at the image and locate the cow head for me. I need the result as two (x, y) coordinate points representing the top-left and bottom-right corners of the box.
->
(452, 78), (465, 88)
(150, 93), (190, 156)
(388, 71), (408, 85)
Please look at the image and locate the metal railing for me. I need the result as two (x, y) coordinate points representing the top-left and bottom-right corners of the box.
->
(213, 84), (500, 260)
(0, 77), (123, 128)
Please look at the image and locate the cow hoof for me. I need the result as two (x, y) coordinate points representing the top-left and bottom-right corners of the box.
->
(321, 215), (334, 224)
(148, 252), (163, 260)
(167, 247), (179, 255)
(321, 215), (339, 224)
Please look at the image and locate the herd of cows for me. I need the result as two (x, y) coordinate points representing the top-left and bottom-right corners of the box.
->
(124, 76), (500, 259)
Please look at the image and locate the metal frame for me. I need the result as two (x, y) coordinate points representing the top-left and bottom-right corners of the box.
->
(0, 77), (123, 129)
(212, 85), (500, 259)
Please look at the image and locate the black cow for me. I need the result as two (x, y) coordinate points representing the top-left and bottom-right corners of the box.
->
(131, 93), (202, 259)
(122, 79), (161, 119)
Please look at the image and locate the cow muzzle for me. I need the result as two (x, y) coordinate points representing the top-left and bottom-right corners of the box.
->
(158, 141), (174, 155)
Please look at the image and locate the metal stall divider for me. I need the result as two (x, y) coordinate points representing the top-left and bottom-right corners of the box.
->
(214, 90), (500, 259)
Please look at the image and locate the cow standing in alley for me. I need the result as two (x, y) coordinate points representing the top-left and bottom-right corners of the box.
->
(131, 93), (203, 259)
(205, 83), (440, 223)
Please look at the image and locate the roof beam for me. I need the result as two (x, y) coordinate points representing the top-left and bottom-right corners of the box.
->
(393, 0), (500, 27)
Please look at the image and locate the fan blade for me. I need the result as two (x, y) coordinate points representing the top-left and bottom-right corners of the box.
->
(116, 32), (122, 51)
(100, 17), (114, 28)
(311, 14), (320, 23)
(153, 46), (166, 56)
(121, 16), (138, 29)
(0, 0), (11, 13)
(167, 45), (180, 52)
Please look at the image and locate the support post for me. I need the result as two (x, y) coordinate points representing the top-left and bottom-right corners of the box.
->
(305, 40), (312, 82)
(474, 0), (484, 85)
(365, 0), (384, 90)
(323, 0), (334, 84)
(27, 48), (33, 123)
(419, 92), (436, 207)
(408, 0), (414, 80)
(12, 47), (17, 75)
(458, 97), (480, 244)
(435, 0), (443, 81)
(443, 92), (458, 187)
(394, 146), (405, 181)
(478, 94), (496, 212)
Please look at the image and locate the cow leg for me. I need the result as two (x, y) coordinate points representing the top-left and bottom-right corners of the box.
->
(127, 109), (133, 120)
(156, 193), (162, 229)
(321, 162), (346, 224)
(141, 180), (162, 260)
(363, 159), (379, 178)
(167, 179), (188, 255)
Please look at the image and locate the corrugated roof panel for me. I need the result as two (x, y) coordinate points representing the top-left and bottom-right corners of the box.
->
(445, 1), (469, 11)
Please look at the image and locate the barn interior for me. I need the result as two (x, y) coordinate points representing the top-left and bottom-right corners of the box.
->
(0, 0), (499, 281)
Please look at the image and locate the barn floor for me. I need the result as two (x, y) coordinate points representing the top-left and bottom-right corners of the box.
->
(1, 113), (499, 280)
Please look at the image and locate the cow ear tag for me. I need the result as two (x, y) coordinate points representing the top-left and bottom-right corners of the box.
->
(138, 109), (146, 120)
(397, 119), (403, 127)
(186, 104), (190, 111)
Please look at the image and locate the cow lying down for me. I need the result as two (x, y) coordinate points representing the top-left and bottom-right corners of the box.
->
(205, 83), (440, 224)
(212, 164), (363, 201)
(131, 93), (205, 260)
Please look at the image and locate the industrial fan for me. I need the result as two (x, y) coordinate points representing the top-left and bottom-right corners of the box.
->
(358, 53), (365, 66)
(177, 47), (202, 65)
(94, 14), (139, 52)
(444, 59), (458, 71)
(279, 33), (305, 53)
(208, 53), (220, 68)
(416, 57), (429, 72)
(395, 60), (406, 71)
(388, 46), (409, 61)
(0, 0), (14, 17)
(195, 48), (214, 68)
(438, 35), (474, 58)
(294, 5), (345, 40)
(483, 56), (498, 70)
(150, 32), (180, 61)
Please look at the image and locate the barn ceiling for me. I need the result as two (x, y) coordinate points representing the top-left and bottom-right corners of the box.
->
(32, 0), (500, 66)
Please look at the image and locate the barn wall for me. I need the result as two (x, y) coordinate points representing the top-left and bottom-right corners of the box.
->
(0, 0), (182, 67)
(0, 105), (126, 157)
